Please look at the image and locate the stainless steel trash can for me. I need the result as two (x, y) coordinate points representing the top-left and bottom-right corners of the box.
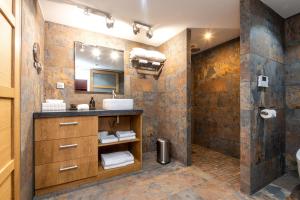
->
(157, 138), (170, 164)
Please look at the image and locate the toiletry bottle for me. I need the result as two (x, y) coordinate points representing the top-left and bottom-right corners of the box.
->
(89, 97), (96, 110)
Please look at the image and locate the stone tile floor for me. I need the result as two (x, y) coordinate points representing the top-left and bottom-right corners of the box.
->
(36, 145), (300, 200)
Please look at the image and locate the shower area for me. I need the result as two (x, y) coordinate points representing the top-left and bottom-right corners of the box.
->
(190, 28), (241, 188)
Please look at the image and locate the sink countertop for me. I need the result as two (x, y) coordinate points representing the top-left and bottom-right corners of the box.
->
(33, 109), (143, 119)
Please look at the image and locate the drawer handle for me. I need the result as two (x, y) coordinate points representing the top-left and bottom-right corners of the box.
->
(59, 165), (78, 172)
(59, 122), (79, 126)
(59, 144), (78, 149)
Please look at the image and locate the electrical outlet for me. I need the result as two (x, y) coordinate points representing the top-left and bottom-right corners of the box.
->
(56, 82), (64, 89)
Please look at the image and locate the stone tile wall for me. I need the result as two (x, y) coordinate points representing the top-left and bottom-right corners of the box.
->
(284, 14), (300, 172)
(240, 0), (285, 194)
(192, 38), (240, 158)
(21, 0), (45, 199)
(157, 29), (192, 165)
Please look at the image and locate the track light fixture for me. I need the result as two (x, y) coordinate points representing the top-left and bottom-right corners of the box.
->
(47, 1), (155, 37)
(132, 21), (153, 39)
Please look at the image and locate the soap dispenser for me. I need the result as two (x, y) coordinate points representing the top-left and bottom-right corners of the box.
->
(89, 97), (96, 110)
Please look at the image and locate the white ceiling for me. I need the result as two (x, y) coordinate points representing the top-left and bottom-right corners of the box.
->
(191, 28), (240, 54)
(261, 0), (300, 18)
(39, 0), (240, 47)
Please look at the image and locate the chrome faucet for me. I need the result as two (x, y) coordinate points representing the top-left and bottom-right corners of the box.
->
(112, 90), (117, 99)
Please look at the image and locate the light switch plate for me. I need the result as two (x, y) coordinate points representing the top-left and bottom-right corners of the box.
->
(258, 75), (269, 88)
(56, 82), (64, 89)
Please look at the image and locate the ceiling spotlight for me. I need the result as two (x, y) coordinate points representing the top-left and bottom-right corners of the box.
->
(133, 23), (140, 35)
(83, 7), (90, 15)
(106, 15), (114, 29)
(146, 28), (153, 39)
(92, 48), (101, 57)
(204, 32), (212, 40)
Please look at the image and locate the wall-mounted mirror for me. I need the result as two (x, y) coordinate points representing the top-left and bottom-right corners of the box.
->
(74, 41), (124, 94)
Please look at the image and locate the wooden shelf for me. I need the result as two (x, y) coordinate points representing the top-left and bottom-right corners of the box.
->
(97, 159), (141, 180)
(98, 138), (140, 147)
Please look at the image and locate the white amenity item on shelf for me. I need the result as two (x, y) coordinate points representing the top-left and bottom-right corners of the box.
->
(101, 151), (134, 168)
(77, 104), (89, 110)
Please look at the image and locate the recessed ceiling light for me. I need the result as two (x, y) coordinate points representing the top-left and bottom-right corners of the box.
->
(92, 48), (101, 57)
(204, 32), (212, 40)
(110, 51), (119, 60)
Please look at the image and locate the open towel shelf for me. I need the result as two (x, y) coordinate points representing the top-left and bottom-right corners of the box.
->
(130, 47), (166, 79)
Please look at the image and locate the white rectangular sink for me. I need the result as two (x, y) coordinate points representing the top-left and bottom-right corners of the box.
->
(103, 99), (134, 110)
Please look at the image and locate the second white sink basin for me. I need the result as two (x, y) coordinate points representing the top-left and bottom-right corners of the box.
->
(103, 99), (134, 110)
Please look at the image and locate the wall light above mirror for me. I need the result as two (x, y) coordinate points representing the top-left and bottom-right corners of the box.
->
(74, 41), (124, 94)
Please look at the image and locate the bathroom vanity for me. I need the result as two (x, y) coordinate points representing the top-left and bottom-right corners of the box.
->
(33, 109), (143, 195)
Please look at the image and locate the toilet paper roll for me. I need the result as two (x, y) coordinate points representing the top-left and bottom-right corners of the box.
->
(260, 109), (276, 119)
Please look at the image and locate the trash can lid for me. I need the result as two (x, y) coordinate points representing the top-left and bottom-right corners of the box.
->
(157, 138), (168, 143)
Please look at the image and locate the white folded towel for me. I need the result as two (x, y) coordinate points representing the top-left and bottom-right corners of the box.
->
(116, 130), (136, 138)
(77, 104), (89, 110)
(130, 48), (166, 62)
(101, 151), (134, 167)
(42, 102), (66, 112)
(102, 160), (134, 170)
(99, 135), (118, 144)
(118, 136), (136, 141)
(98, 131), (109, 138)
(46, 99), (64, 103)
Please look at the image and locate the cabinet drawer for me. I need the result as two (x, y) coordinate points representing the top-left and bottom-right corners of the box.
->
(35, 156), (98, 189)
(35, 136), (98, 165)
(35, 116), (98, 141)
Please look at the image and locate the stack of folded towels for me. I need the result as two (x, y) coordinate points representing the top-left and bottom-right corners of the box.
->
(98, 131), (118, 144)
(42, 99), (66, 112)
(101, 151), (134, 169)
(116, 131), (136, 141)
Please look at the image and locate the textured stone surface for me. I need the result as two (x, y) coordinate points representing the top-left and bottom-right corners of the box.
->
(21, 0), (45, 199)
(191, 38), (240, 158)
(36, 145), (298, 200)
(44, 22), (160, 152)
(240, 0), (285, 194)
(157, 30), (192, 165)
(284, 13), (300, 172)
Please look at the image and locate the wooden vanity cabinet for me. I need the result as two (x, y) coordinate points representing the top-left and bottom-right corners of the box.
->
(34, 111), (143, 196)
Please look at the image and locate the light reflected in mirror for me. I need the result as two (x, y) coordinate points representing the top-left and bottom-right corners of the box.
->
(74, 41), (124, 94)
